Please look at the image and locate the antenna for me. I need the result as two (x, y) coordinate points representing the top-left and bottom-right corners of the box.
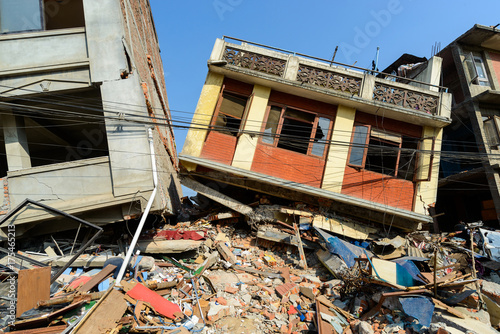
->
(330, 46), (339, 66)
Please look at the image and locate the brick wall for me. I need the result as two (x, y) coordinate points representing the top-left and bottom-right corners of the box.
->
(341, 166), (414, 210)
(118, 0), (181, 209)
(251, 143), (326, 188)
(0, 178), (10, 215)
(201, 131), (237, 165)
(489, 51), (500, 87)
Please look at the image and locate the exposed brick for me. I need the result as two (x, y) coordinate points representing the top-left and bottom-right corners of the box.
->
(275, 282), (298, 298)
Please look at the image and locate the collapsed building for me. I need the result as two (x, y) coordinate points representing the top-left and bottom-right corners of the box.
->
(0, 0), (181, 238)
(179, 37), (452, 234)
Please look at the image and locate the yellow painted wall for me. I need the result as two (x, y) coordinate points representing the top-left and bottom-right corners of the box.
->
(321, 105), (356, 193)
(180, 72), (224, 171)
(231, 85), (271, 170)
(414, 126), (443, 215)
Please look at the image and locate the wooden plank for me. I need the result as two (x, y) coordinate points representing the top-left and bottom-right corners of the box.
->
(73, 288), (128, 334)
(431, 298), (466, 319)
(293, 223), (307, 269)
(16, 267), (51, 317)
(77, 264), (116, 293)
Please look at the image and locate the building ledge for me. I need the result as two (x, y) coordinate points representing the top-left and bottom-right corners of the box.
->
(180, 154), (432, 229)
(7, 156), (110, 178)
(474, 89), (500, 104)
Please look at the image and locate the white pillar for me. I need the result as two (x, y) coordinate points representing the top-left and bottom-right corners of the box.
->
(2, 111), (31, 171)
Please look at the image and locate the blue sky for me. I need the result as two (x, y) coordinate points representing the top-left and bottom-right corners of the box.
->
(149, 0), (500, 196)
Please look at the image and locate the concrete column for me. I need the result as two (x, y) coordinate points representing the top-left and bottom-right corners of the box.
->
(321, 105), (356, 193)
(2, 112), (31, 171)
(181, 72), (224, 171)
(360, 73), (375, 100)
(209, 38), (225, 61)
(414, 126), (443, 215)
(284, 56), (300, 81)
(231, 85), (271, 170)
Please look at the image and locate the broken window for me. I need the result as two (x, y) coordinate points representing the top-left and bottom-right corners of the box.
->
(262, 105), (332, 157)
(212, 91), (249, 136)
(348, 125), (420, 180)
(0, 0), (84, 34)
(464, 52), (490, 86)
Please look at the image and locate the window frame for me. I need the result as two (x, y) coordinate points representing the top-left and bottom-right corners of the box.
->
(347, 124), (427, 181)
(209, 85), (252, 137)
(260, 103), (333, 158)
(464, 51), (490, 86)
(483, 115), (500, 148)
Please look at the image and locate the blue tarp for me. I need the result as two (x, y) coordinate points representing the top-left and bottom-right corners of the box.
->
(400, 297), (434, 327)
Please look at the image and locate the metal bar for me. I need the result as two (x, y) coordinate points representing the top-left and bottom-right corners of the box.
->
(70, 223), (82, 255)
(50, 229), (103, 284)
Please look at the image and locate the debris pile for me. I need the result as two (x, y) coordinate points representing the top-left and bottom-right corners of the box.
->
(2, 198), (500, 333)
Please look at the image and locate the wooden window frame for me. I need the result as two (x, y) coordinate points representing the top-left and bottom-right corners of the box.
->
(260, 103), (333, 158)
(209, 85), (251, 137)
(346, 124), (371, 168)
(414, 136), (435, 182)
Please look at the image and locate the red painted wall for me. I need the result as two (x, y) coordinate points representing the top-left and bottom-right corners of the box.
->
(200, 131), (237, 165)
(341, 166), (415, 210)
(489, 52), (500, 87)
(251, 143), (326, 188)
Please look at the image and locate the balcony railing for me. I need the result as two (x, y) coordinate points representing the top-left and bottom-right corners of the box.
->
(213, 37), (449, 118)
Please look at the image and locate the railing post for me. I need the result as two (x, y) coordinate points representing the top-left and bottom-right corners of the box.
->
(360, 73), (375, 101)
(284, 56), (300, 80)
(210, 38), (226, 61)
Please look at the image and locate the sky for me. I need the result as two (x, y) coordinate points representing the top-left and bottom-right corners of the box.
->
(149, 0), (500, 196)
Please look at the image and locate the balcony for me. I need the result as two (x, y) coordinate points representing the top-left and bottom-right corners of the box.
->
(0, 27), (91, 96)
(208, 37), (452, 128)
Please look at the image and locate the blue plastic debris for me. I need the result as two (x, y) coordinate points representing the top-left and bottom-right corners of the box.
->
(399, 297), (434, 327)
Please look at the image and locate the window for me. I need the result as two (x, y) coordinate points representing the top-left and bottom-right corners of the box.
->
(347, 125), (420, 181)
(0, 0), (43, 34)
(484, 116), (500, 148)
(464, 52), (490, 86)
(0, 0), (84, 34)
(211, 91), (250, 136)
(262, 104), (332, 157)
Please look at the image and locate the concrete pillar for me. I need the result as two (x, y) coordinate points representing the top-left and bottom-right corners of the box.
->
(414, 126), (443, 215)
(321, 105), (356, 193)
(360, 73), (375, 100)
(2, 112), (31, 171)
(181, 72), (224, 171)
(209, 38), (225, 61)
(284, 56), (300, 81)
(232, 85), (271, 170)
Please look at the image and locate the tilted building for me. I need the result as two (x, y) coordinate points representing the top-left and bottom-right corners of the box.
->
(436, 24), (500, 229)
(180, 37), (452, 233)
(0, 0), (181, 237)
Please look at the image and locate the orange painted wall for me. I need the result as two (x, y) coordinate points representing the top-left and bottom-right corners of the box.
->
(340, 112), (422, 210)
(200, 131), (237, 165)
(490, 52), (500, 87)
(251, 143), (326, 188)
(341, 166), (415, 210)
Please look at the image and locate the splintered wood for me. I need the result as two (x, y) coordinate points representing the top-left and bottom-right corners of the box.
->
(72, 288), (128, 334)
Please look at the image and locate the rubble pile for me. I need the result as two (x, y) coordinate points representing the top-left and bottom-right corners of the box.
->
(2, 200), (500, 333)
